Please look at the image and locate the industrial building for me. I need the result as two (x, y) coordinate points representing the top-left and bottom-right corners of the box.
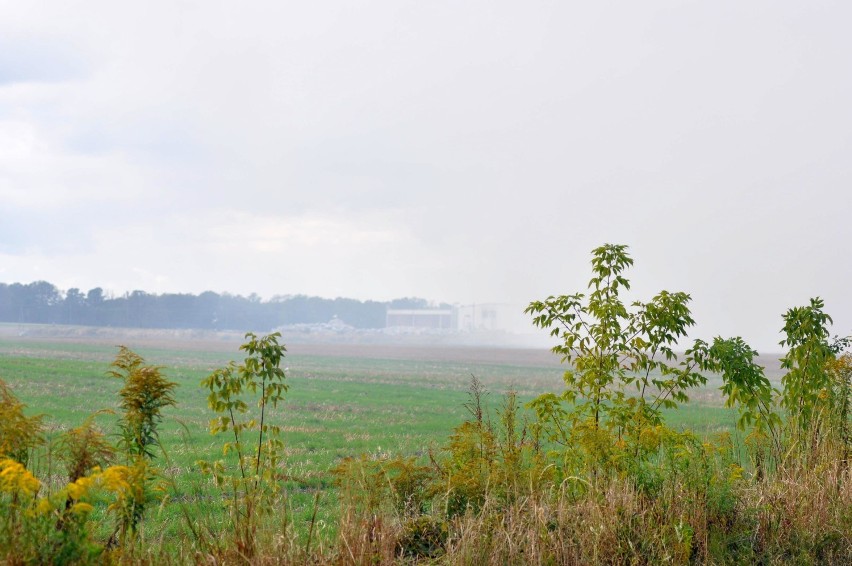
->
(385, 303), (524, 332)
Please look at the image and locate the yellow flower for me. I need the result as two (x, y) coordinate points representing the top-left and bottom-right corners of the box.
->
(0, 458), (40, 497)
(70, 502), (94, 515)
(66, 475), (96, 500)
(729, 464), (744, 482)
(100, 465), (131, 493)
(36, 498), (54, 515)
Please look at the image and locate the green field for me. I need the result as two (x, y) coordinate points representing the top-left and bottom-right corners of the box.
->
(0, 333), (742, 546)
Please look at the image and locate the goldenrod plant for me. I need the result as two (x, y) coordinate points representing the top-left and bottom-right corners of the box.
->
(0, 379), (44, 467)
(56, 412), (116, 484)
(108, 346), (176, 460)
(0, 384), (103, 563)
(106, 346), (176, 546)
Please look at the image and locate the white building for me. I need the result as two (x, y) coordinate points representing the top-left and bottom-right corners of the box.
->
(385, 303), (527, 333)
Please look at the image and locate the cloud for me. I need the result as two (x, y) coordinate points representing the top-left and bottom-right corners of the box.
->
(30, 208), (436, 301)
(0, 118), (163, 208)
(188, 210), (406, 253)
(0, 1), (850, 349)
(0, 36), (88, 86)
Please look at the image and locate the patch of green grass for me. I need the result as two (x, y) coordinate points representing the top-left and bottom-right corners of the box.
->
(0, 338), (738, 546)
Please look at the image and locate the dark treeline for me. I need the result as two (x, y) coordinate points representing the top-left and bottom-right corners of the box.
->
(0, 281), (441, 331)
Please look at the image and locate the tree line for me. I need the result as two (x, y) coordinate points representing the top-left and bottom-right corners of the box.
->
(0, 281), (440, 331)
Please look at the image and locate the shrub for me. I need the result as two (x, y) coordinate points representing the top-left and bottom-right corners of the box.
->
(198, 331), (289, 561)
(525, 244), (709, 478)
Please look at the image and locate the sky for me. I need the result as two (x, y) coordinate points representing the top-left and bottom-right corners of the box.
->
(1, 0), (850, 351)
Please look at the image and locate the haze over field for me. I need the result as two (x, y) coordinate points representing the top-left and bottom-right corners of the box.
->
(1, 1), (850, 351)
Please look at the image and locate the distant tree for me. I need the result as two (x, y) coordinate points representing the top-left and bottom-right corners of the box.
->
(3, 283), (26, 322)
(84, 287), (106, 325)
(0, 284), (11, 320)
(157, 293), (196, 329)
(333, 298), (386, 328)
(280, 295), (330, 325)
(125, 290), (152, 327)
(0, 280), (421, 332)
(24, 281), (61, 323)
(197, 291), (222, 329)
(389, 297), (430, 310)
(64, 288), (86, 325)
(65, 288), (85, 304)
(86, 287), (105, 305)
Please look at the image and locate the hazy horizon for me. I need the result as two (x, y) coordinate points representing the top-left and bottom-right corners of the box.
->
(2, 1), (851, 352)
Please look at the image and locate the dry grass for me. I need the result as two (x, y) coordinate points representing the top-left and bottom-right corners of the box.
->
(300, 452), (849, 565)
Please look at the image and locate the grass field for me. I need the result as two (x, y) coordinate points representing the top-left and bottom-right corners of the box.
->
(0, 330), (748, 548)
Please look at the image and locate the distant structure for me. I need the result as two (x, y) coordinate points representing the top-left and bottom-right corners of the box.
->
(456, 304), (499, 331)
(385, 308), (456, 330)
(385, 303), (524, 333)
(456, 303), (528, 332)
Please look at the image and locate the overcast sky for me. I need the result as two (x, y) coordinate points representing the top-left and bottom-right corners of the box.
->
(1, 1), (850, 351)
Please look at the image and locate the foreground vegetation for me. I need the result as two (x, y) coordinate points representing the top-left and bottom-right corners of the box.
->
(1, 244), (850, 564)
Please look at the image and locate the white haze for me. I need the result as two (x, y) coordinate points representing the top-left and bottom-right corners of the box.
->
(1, 1), (850, 351)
